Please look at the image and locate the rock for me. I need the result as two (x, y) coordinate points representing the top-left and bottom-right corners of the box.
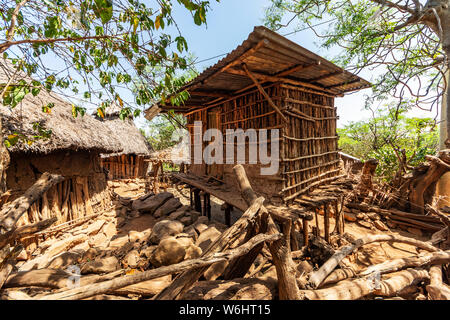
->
(73, 220), (106, 236)
(184, 244), (202, 260)
(195, 216), (209, 225)
(356, 212), (368, 220)
(83, 248), (100, 262)
(184, 226), (198, 241)
(103, 222), (117, 239)
(150, 237), (186, 267)
(148, 220), (184, 244)
(140, 246), (157, 259)
(366, 212), (380, 221)
(209, 222), (228, 233)
(407, 227), (423, 236)
(373, 220), (388, 231)
(129, 231), (146, 243)
(154, 197), (182, 218)
(196, 226), (221, 252)
(180, 216), (192, 226)
(89, 232), (109, 248)
(122, 250), (140, 269)
(72, 241), (91, 251)
(132, 192), (173, 214)
(189, 210), (200, 224)
(343, 212), (357, 222)
(356, 220), (373, 229)
(168, 207), (188, 220)
(194, 223), (208, 234)
(81, 256), (120, 274)
(46, 250), (84, 269)
(174, 234), (195, 249)
(109, 234), (129, 248)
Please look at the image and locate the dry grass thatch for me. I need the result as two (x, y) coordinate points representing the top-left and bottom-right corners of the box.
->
(0, 60), (123, 155)
(97, 114), (153, 157)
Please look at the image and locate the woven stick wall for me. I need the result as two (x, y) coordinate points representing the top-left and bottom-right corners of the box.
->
(15, 174), (111, 228)
(100, 155), (148, 179)
(279, 84), (341, 203)
(184, 82), (342, 204)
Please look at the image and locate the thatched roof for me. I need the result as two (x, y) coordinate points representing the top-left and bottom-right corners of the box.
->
(0, 60), (123, 155)
(98, 117), (153, 157)
(93, 106), (153, 157)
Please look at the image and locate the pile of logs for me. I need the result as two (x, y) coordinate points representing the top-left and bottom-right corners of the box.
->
(0, 166), (449, 300)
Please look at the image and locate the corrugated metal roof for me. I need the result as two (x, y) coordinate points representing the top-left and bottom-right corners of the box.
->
(147, 26), (371, 118)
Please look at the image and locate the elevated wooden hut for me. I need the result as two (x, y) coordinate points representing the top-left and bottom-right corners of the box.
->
(95, 108), (153, 180)
(146, 26), (370, 207)
(0, 61), (123, 228)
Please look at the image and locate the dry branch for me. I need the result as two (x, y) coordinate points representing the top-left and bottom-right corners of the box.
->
(303, 268), (429, 300)
(307, 234), (440, 289)
(39, 233), (280, 300)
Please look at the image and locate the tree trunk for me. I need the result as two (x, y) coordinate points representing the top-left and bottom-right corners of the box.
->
(0, 115), (9, 197)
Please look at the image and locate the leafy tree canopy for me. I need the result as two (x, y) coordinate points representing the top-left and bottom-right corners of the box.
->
(0, 0), (218, 122)
(264, 0), (449, 147)
(338, 103), (438, 182)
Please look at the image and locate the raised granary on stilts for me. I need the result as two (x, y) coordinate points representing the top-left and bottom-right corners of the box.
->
(145, 26), (370, 204)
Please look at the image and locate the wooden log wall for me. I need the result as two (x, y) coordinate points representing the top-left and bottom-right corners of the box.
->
(100, 155), (148, 180)
(15, 174), (111, 228)
(279, 84), (340, 203)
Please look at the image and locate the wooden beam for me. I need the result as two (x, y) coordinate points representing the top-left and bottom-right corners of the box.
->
(241, 63), (288, 123)
(225, 67), (339, 95)
(275, 62), (319, 77)
(326, 78), (361, 89)
(188, 90), (233, 98)
(308, 70), (344, 82)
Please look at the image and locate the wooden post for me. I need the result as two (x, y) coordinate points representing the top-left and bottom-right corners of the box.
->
(189, 187), (193, 209)
(193, 188), (201, 213)
(302, 219), (309, 247)
(225, 204), (232, 226)
(324, 204), (330, 243)
(206, 193), (211, 220)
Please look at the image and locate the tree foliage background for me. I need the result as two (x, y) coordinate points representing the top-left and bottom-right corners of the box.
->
(338, 103), (438, 182)
(0, 0), (217, 146)
(264, 0), (449, 148)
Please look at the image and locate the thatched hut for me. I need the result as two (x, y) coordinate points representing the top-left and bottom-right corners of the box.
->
(0, 61), (123, 228)
(94, 107), (153, 180)
(145, 26), (371, 207)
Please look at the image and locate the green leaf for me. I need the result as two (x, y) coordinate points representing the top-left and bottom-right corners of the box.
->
(93, 0), (113, 24)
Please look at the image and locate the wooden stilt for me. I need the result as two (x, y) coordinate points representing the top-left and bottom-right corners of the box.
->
(225, 204), (232, 226)
(302, 219), (309, 247)
(324, 204), (330, 243)
(206, 193), (211, 220)
(193, 188), (201, 213)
